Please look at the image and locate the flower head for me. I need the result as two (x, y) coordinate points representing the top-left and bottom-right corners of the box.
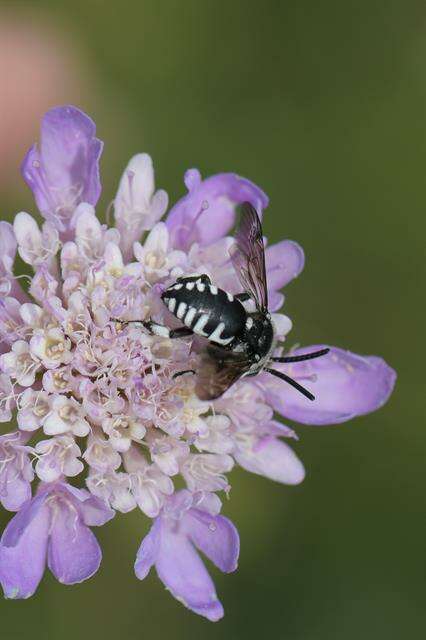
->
(0, 105), (396, 619)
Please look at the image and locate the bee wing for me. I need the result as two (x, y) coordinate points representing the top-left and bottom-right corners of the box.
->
(229, 201), (268, 311)
(195, 345), (252, 401)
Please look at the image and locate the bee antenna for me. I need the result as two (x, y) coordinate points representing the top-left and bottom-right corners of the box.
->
(264, 367), (315, 401)
(270, 348), (330, 364)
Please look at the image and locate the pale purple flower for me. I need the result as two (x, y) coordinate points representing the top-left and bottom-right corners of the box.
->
(0, 105), (396, 618)
(34, 436), (84, 482)
(123, 446), (174, 517)
(102, 413), (146, 452)
(13, 212), (60, 268)
(0, 297), (26, 351)
(234, 425), (305, 485)
(0, 340), (41, 387)
(0, 432), (34, 511)
(16, 389), (51, 431)
(0, 374), (15, 422)
(21, 106), (102, 235)
(265, 240), (305, 311)
(166, 168), (269, 250)
(135, 490), (239, 621)
(148, 434), (190, 476)
(86, 469), (136, 513)
(182, 453), (234, 493)
(133, 222), (186, 283)
(114, 154), (169, 260)
(0, 482), (114, 598)
(43, 395), (90, 437)
(0, 222), (27, 303)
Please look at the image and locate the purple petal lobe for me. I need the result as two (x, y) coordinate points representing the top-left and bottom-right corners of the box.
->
(236, 437), (305, 485)
(0, 222), (17, 263)
(47, 502), (102, 585)
(1, 476), (32, 512)
(155, 521), (224, 621)
(62, 484), (115, 526)
(184, 509), (239, 573)
(264, 346), (396, 425)
(0, 497), (50, 598)
(0, 222), (27, 301)
(0, 494), (47, 547)
(21, 106), (103, 234)
(268, 290), (284, 312)
(134, 518), (161, 580)
(266, 240), (305, 290)
(166, 170), (268, 250)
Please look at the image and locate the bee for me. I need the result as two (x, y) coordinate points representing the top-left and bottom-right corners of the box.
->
(132, 202), (329, 400)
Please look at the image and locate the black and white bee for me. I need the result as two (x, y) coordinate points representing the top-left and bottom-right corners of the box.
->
(132, 202), (329, 400)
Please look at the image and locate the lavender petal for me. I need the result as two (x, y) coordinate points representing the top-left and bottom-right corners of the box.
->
(134, 517), (161, 580)
(184, 509), (239, 573)
(0, 496), (50, 598)
(155, 518), (224, 621)
(235, 436), (305, 484)
(265, 240), (305, 290)
(166, 169), (268, 250)
(47, 503), (102, 585)
(263, 345), (396, 425)
(21, 105), (103, 235)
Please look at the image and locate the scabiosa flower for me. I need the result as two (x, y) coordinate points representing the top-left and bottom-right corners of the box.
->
(0, 105), (396, 619)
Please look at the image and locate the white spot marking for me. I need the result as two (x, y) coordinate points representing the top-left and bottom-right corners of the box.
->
(209, 322), (234, 345)
(172, 283), (183, 290)
(209, 285), (218, 295)
(245, 317), (254, 331)
(184, 307), (197, 327)
(226, 292), (234, 302)
(185, 282), (195, 291)
(176, 302), (187, 319)
(193, 313), (210, 336)
(168, 298), (176, 313)
(196, 282), (205, 292)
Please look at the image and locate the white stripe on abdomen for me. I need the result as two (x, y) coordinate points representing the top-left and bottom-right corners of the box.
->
(193, 314), (210, 336)
(208, 322), (234, 345)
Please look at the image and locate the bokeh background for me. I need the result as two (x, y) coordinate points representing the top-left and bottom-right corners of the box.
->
(0, 1), (424, 638)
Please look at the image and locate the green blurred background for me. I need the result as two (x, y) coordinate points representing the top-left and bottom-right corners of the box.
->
(0, 1), (424, 638)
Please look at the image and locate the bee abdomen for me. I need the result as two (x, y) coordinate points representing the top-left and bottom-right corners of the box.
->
(162, 278), (246, 346)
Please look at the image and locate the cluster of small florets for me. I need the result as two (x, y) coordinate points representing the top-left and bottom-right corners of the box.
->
(0, 106), (395, 621)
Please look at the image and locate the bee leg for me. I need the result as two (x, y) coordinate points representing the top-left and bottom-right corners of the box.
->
(143, 320), (194, 340)
(114, 318), (193, 339)
(168, 327), (194, 339)
(172, 369), (196, 379)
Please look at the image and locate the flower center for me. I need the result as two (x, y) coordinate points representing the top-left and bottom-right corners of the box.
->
(53, 371), (69, 390)
(145, 251), (165, 270)
(59, 405), (78, 423)
(46, 339), (65, 359)
(34, 400), (49, 418)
